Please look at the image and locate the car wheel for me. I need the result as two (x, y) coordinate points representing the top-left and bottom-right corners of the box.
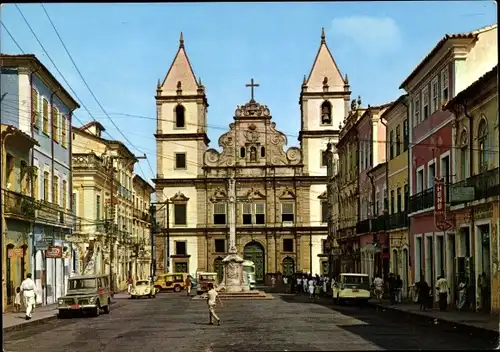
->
(154, 286), (162, 293)
(174, 285), (181, 292)
(103, 299), (111, 314)
(58, 310), (68, 319)
(93, 304), (100, 317)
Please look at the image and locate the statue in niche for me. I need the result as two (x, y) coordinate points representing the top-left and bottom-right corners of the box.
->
(321, 101), (332, 124)
(249, 146), (257, 162)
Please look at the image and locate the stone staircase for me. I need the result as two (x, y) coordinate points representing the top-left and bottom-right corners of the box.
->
(192, 290), (274, 300)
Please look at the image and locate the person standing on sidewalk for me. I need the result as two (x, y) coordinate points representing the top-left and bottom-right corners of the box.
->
(206, 283), (221, 326)
(185, 276), (192, 297)
(395, 275), (403, 303)
(127, 276), (134, 294)
(435, 275), (450, 311)
(20, 273), (36, 320)
(416, 277), (430, 311)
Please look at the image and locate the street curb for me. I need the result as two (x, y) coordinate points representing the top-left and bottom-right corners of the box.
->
(2, 300), (119, 333)
(367, 302), (499, 344)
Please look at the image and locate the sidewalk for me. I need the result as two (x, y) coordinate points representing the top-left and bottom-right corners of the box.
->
(369, 299), (499, 333)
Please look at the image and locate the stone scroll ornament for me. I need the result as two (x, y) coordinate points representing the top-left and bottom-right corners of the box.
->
(227, 261), (239, 279)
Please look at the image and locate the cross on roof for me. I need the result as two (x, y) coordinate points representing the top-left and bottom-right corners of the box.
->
(245, 78), (260, 102)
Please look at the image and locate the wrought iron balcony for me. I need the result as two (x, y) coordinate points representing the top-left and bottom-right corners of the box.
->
(409, 187), (435, 214)
(449, 167), (500, 205)
(373, 214), (388, 232)
(3, 190), (37, 219)
(356, 219), (370, 234)
(388, 211), (409, 229)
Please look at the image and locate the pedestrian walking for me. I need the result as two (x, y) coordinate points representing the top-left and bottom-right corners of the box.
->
(283, 276), (289, 293)
(127, 276), (133, 294)
(457, 278), (467, 311)
(206, 283), (221, 326)
(435, 274), (450, 311)
(271, 275), (276, 288)
(388, 273), (396, 304)
(308, 277), (315, 299)
(302, 276), (308, 294)
(373, 275), (384, 301)
(20, 273), (36, 320)
(185, 276), (192, 296)
(395, 275), (403, 303)
(14, 287), (22, 312)
(416, 276), (430, 311)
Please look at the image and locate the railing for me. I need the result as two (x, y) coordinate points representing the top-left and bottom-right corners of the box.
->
(3, 190), (36, 219)
(356, 219), (370, 234)
(388, 211), (409, 229)
(409, 187), (435, 214)
(72, 153), (106, 170)
(373, 214), (388, 232)
(450, 167), (500, 204)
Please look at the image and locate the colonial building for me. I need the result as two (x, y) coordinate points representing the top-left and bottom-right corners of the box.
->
(356, 104), (390, 281)
(382, 94), (411, 297)
(1, 54), (80, 306)
(132, 174), (154, 280)
(72, 121), (138, 292)
(153, 30), (348, 282)
(403, 24), (497, 303)
(445, 65), (498, 313)
(336, 103), (366, 272)
(1, 124), (38, 311)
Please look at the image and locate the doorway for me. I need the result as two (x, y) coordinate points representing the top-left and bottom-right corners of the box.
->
(214, 257), (224, 283)
(478, 224), (491, 313)
(282, 257), (295, 277)
(243, 241), (265, 283)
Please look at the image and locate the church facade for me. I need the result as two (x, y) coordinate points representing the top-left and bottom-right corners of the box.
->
(153, 30), (350, 283)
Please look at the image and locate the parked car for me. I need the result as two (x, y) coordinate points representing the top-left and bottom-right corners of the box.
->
(131, 280), (157, 299)
(196, 272), (218, 295)
(332, 273), (371, 304)
(57, 274), (111, 318)
(153, 273), (187, 293)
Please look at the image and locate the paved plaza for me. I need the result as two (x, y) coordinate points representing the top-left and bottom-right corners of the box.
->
(3, 293), (497, 351)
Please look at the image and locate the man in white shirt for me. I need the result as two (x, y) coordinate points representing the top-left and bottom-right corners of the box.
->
(373, 276), (384, 301)
(435, 275), (450, 311)
(206, 283), (220, 325)
(20, 273), (36, 320)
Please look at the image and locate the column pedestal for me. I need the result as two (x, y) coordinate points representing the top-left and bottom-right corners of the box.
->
(218, 252), (250, 292)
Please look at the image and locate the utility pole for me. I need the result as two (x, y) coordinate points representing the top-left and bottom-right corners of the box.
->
(149, 204), (156, 279)
(107, 159), (117, 294)
(164, 200), (170, 273)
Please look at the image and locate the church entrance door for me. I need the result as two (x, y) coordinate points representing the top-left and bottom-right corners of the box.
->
(282, 257), (295, 277)
(214, 257), (224, 283)
(243, 241), (265, 283)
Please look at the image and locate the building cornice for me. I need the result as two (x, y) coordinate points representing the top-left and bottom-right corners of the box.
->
(154, 132), (210, 146)
(153, 175), (329, 187)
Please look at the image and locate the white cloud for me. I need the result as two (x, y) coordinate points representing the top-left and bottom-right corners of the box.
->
(329, 16), (403, 56)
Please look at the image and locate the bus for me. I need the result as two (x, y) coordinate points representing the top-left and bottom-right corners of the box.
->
(243, 260), (256, 290)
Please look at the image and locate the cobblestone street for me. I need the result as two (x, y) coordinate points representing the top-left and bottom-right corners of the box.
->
(3, 293), (496, 351)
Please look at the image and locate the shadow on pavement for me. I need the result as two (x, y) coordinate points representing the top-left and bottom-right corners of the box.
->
(279, 294), (498, 350)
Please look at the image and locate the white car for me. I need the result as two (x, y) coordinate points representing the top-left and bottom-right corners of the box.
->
(131, 280), (157, 299)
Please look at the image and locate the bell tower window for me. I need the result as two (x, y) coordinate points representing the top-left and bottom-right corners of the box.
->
(321, 101), (332, 125)
(175, 104), (185, 128)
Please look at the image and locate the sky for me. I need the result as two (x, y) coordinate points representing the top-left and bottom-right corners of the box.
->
(0, 2), (497, 184)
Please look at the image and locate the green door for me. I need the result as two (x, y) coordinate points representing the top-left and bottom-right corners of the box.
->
(214, 257), (224, 283)
(244, 242), (265, 283)
(282, 257), (295, 277)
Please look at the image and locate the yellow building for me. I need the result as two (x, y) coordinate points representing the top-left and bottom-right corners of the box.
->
(71, 121), (138, 292)
(132, 174), (155, 280)
(1, 124), (39, 311)
(381, 95), (411, 297)
(336, 104), (366, 272)
(446, 65), (499, 313)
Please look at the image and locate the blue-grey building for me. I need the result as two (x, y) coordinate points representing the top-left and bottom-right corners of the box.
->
(1, 54), (80, 305)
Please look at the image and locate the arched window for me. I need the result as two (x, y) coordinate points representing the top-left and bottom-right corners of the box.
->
(460, 130), (468, 180)
(321, 101), (332, 125)
(477, 119), (488, 172)
(175, 104), (185, 128)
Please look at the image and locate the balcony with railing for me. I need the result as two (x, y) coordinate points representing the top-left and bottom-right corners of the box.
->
(450, 167), (500, 205)
(409, 187), (435, 214)
(72, 153), (107, 171)
(373, 214), (388, 232)
(388, 211), (409, 229)
(356, 219), (370, 234)
(2, 190), (37, 219)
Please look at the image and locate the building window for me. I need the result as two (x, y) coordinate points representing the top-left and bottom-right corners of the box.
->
(389, 130), (394, 159)
(422, 88), (429, 120)
(261, 147), (265, 158)
(72, 192), (77, 214)
(32, 88), (40, 128)
(375, 191), (380, 216)
(395, 125), (401, 156)
(242, 203), (252, 224)
(53, 175), (60, 205)
(61, 115), (67, 148)
(321, 201), (328, 223)
(5, 154), (14, 185)
(428, 163), (436, 188)
(431, 78), (439, 113)
(383, 190), (388, 213)
(321, 101), (332, 125)
(96, 194), (101, 220)
(403, 119), (409, 152)
(281, 203), (294, 223)
(390, 190), (395, 215)
(416, 169), (424, 193)
(175, 241), (187, 255)
(321, 150), (328, 167)
(397, 188), (402, 213)
(213, 203), (226, 225)
(175, 153), (186, 169)
(52, 106), (59, 143)
(404, 185), (409, 210)
(174, 203), (187, 225)
(322, 240), (329, 254)
(42, 98), (49, 135)
(62, 180), (67, 209)
(32, 167), (39, 199)
(175, 104), (185, 128)
(414, 96), (420, 125)
(255, 203), (265, 224)
(42, 171), (49, 201)
(441, 68), (449, 102)
(214, 239), (226, 253)
(283, 238), (294, 252)
(20, 161), (29, 194)
(460, 131), (468, 180)
(478, 119), (488, 172)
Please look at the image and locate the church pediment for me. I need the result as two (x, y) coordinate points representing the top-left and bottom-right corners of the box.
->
(170, 191), (190, 202)
(279, 187), (296, 199)
(244, 188), (266, 200)
(210, 187), (227, 202)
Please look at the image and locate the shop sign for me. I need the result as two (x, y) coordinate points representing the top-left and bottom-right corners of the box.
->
(8, 248), (24, 258)
(46, 246), (63, 258)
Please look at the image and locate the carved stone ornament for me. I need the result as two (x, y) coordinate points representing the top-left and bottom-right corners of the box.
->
(279, 187), (296, 199)
(227, 261), (239, 279)
(318, 190), (328, 199)
(169, 191), (190, 202)
(211, 187), (228, 202)
(244, 188), (266, 199)
(244, 128), (260, 143)
(286, 147), (302, 165)
(234, 100), (270, 118)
